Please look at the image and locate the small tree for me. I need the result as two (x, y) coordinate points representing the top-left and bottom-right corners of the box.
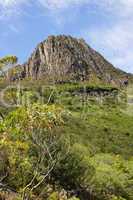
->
(0, 55), (18, 80)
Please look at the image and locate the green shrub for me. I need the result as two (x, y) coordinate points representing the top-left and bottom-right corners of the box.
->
(48, 192), (59, 200)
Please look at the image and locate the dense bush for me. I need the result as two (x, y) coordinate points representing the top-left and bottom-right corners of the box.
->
(0, 83), (133, 200)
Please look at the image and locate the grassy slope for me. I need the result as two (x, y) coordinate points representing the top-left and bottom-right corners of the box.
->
(2, 80), (132, 159)
(63, 104), (133, 158)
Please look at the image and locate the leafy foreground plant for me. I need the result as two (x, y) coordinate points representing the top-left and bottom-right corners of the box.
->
(0, 104), (70, 199)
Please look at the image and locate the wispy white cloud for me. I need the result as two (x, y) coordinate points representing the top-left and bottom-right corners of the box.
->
(83, 21), (133, 72)
(38, 0), (88, 9)
(0, 0), (29, 20)
(0, 0), (88, 12)
(87, 22), (133, 52)
(0, 0), (28, 7)
(0, 0), (133, 17)
(38, 0), (133, 19)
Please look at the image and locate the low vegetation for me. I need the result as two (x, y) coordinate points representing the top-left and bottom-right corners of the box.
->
(0, 77), (132, 200)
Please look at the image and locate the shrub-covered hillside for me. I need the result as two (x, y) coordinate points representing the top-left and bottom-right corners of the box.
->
(0, 81), (133, 200)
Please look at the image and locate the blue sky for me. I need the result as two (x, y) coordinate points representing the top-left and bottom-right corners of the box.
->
(0, 0), (133, 73)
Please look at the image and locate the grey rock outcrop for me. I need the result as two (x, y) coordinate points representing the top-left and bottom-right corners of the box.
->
(22, 35), (129, 83)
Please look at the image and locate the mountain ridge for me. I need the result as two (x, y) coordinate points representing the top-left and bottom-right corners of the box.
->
(21, 35), (131, 85)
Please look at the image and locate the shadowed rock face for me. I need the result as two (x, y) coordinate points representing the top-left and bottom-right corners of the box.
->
(22, 35), (128, 83)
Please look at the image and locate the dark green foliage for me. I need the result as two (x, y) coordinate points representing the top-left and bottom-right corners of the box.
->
(0, 81), (133, 200)
(52, 143), (94, 190)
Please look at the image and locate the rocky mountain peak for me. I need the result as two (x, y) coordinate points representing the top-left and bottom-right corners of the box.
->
(22, 35), (128, 84)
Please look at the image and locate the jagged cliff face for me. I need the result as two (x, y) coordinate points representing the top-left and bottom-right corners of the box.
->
(22, 35), (127, 83)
